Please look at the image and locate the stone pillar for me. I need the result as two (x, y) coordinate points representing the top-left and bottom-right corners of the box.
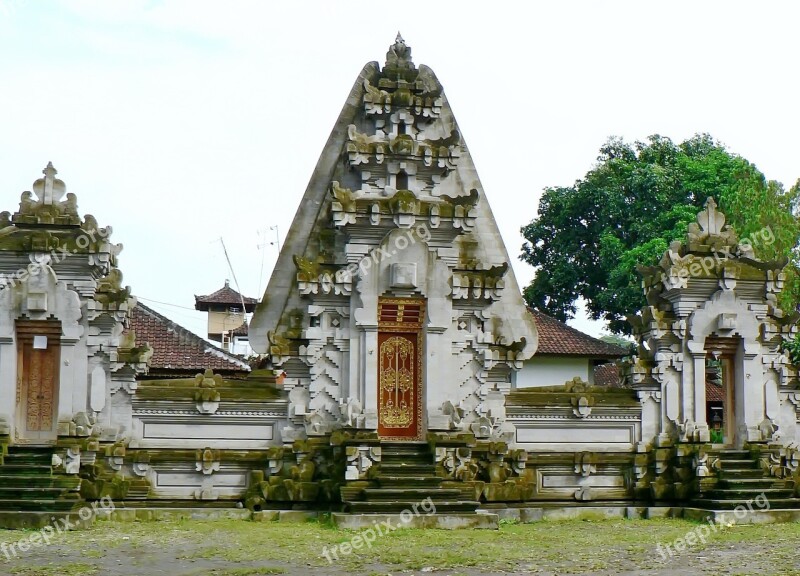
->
(740, 339), (764, 443)
(687, 340), (710, 441)
(0, 337), (15, 436)
(69, 341), (89, 416)
(424, 327), (449, 430)
(361, 326), (378, 429)
(57, 342), (76, 424)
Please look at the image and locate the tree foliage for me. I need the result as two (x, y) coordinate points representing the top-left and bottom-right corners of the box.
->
(521, 134), (800, 334)
(598, 334), (636, 356)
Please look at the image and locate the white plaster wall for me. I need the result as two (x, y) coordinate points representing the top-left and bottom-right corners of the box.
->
(516, 356), (591, 388)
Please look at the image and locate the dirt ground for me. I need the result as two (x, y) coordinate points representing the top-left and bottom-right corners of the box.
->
(2, 517), (800, 575)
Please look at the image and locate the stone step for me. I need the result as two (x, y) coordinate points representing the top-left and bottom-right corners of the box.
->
(381, 445), (430, 455)
(331, 512), (499, 530)
(718, 469), (765, 480)
(346, 500), (480, 514)
(340, 486), (365, 502)
(380, 454), (432, 465)
(6, 447), (56, 454)
(0, 475), (79, 489)
(0, 498), (81, 512)
(379, 462), (437, 475)
(0, 510), (94, 530)
(362, 488), (463, 501)
(377, 476), (443, 488)
(0, 487), (66, 499)
(117, 499), (243, 509)
(704, 488), (794, 500)
(2, 453), (54, 465)
(0, 464), (53, 476)
(717, 459), (760, 469)
(693, 498), (800, 510)
(712, 449), (751, 458)
(380, 442), (428, 453)
(717, 478), (777, 489)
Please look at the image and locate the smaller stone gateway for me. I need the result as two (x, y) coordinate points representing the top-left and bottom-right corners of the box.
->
(0, 162), (150, 528)
(1, 39), (800, 530)
(623, 197), (800, 510)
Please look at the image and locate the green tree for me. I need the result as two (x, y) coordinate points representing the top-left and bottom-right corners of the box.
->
(521, 134), (800, 334)
(599, 334), (636, 356)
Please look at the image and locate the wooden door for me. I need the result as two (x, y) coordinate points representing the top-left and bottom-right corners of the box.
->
(377, 298), (424, 440)
(16, 321), (61, 443)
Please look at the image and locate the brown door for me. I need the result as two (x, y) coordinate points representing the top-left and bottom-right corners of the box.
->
(16, 321), (61, 443)
(377, 298), (424, 440)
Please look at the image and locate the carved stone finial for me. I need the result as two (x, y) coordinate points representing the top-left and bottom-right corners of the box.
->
(697, 197), (724, 236)
(685, 196), (738, 252)
(34, 162), (66, 205)
(12, 162), (82, 225)
(385, 32), (414, 72)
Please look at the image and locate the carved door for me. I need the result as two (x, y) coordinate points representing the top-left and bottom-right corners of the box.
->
(16, 321), (61, 443)
(377, 298), (424, 440)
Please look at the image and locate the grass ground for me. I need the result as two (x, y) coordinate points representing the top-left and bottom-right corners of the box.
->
(1, 516), (800, 575)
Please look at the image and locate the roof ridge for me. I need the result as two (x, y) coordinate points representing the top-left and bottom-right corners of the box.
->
(195, 283), (258, 303)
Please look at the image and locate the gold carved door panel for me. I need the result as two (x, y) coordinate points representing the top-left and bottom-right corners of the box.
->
(377, 298), (424, 440)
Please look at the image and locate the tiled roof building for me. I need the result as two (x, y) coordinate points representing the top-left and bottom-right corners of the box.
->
(528, 309), (628, 358)
(195, 280), (258, 311)
(129, 301), (250, 378)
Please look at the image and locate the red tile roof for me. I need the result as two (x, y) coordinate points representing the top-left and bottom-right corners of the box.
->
(230, 323), (249, 336)
(129, 302), (250, 376)
(706, 381), (725, 402)
(195, 280), (258, 311)
(529, 309), (628, 358)
(594, 363), (622, 387)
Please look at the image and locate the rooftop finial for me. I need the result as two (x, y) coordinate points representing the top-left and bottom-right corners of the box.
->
(385, 32), (414, 72)
(35, 161), (65, 205)
(685, 196), (738, 252)
(11, 162), (80, 225)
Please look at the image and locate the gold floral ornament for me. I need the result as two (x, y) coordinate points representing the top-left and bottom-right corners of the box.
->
(379, 336), (415, 428)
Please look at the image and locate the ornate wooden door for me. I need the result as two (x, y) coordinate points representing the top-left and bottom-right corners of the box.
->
(16, 321), (61, 443)
(377, 298), (424, 440)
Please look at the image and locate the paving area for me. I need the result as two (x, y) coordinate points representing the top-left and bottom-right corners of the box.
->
(1, 517), (800, 575)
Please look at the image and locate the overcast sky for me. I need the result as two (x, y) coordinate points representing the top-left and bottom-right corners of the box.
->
(1, 1), (798, 340)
